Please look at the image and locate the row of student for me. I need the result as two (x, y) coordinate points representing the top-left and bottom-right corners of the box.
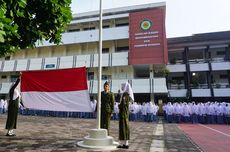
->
(113, 101), (159, 122)
(163, 102), (230, 124)
(16, 101), (159, 123)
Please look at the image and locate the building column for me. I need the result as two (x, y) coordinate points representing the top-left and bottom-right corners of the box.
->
(111, 41), (116, 53)
(225, 44), (230, 61)
(149, 65), (154, 102)
(204, 45), (210, 61)
(183, 48), (189, 89)
(184, 47), (191, 99)
(206, 45), (214, 99)
(228, 71), (230, 85)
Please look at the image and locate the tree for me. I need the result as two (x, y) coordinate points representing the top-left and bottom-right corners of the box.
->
(0, 0), (72, 57)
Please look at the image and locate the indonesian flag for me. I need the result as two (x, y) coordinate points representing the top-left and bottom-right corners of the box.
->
(21, 67), (93, 112)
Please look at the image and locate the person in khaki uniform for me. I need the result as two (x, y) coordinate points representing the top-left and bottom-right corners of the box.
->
(100, 81), (114, 134)
(117, 82), (134, 149)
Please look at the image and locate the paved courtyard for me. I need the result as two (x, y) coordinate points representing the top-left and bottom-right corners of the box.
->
(0, 115), (201, 152)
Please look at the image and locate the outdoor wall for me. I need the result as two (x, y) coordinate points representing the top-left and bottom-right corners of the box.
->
(129, 7), (168, 65)
(26, 48), (38, 59)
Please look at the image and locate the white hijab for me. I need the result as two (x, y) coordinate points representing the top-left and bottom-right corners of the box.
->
(121, 82), (134, 102)
(13, 88), (21, 100)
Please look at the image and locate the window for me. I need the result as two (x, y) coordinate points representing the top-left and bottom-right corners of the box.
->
(88, 72), (94, 80)
(115, 23), (129, 27)
(10, 75), (19, 82)
(5, 56), (10, 60)
(102, 75), (111, 80)
(172, 77), (184, 81)
(102, 48), (109, 54)
(115, 46), (129, 52)
(134, 65), (149, 78)
(103, 25), (110, 28)
(45, 64), (56, 69)
(83, 27), (95, 31)
(216, 51), (226, 55)
(220, 75), (228, 79)
(1, 75), (7, 79)
(68, 29), (80, 32)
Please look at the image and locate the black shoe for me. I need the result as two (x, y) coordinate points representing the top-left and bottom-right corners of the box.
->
(117, 144), (129, 149)
(6, 133), (16, 137)
(123, 145), (129, 149)
(117, 145), (123, 148)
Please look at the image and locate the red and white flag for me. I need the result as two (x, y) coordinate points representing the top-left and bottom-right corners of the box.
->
(21, 67), (93, 112)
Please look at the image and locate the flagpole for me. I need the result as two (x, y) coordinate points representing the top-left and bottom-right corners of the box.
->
(97, 0), (103, 129)
(77, 0), (118, 149)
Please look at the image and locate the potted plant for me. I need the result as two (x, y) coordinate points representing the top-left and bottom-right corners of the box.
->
(170, 58), (176, 64)
(177, 80), (182, 89)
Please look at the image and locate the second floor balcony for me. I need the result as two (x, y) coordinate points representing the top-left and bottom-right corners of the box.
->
(37, 26), (129, 47)
(0, 52), (128, 72)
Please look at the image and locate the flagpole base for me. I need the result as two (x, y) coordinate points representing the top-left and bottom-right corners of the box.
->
(77, 129), (118, 150)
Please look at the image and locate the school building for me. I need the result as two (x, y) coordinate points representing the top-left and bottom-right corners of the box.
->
(0, 2), (230, 103)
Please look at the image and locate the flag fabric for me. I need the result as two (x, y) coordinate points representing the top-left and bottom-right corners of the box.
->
(21, 67), (93, 112)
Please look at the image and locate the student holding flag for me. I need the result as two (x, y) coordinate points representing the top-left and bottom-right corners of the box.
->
(5, 73), (24, 136)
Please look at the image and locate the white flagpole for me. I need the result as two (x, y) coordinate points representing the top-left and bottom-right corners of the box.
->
(78, 0), (117, 149)
(97, 0), (103, 129)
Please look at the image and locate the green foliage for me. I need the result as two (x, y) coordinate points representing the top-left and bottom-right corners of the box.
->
(0, 0), (72, 57)
(153, 65), (170, 77)
(169, 58), (176, 64)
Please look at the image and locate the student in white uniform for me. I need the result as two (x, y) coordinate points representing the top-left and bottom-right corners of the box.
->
(216, 103), (224, 124)
(3, 99), (8, 113)
(0, 99), (4, 114)
(166, 102), (173, 123)
(174, 102), (182, 123)
(225, 103), (230, 124)
(153, 102), (159, 122)
(182, 103), (191, 123)
(141, 102), (147, 122)
(191, 102), (199, 123)
(113, 102), (119, 120)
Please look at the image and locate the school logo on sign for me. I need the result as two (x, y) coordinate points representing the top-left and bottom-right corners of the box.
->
(140, 20), (152, 31)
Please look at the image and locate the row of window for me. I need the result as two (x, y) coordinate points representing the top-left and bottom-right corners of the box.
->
(1, 75), (19, 82)
(2, 46), (129, 60)
(67, 23), (129, 33)
(88, 72), (111, 80)
(169, 52), (228, 64)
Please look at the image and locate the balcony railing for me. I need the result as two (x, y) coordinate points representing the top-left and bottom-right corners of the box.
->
(37, 26), (129, 47)
(0, 78), (168, 94)
(212, 83), (230, 89)
(188, 58), (207, 64)
(167, 84), (185, 89)
(190, 83), (209, 89)
(0, 52), (128, 72)
(168, 57), (228, 65)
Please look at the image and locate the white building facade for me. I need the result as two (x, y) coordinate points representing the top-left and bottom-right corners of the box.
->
(0, 2), (229, 102)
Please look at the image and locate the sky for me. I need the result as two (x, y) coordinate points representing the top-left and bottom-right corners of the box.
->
(71, 0), (230, 38)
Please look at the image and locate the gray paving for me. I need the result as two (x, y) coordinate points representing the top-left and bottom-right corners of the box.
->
(0, 115), (201, 152)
